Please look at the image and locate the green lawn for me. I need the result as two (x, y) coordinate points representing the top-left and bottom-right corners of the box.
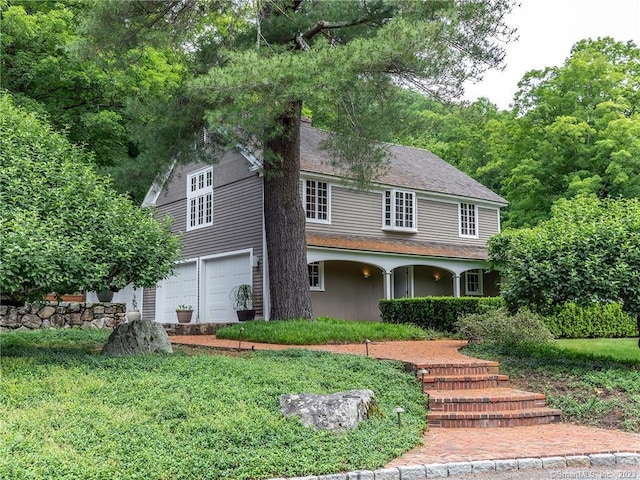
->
(216, 317), (442, 344)
(1, 329), (426, 480)
(554, 337), (639, 363)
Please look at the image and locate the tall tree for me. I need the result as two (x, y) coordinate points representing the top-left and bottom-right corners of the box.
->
(491, 38), (640, 227)
(85, 0), (516, 320)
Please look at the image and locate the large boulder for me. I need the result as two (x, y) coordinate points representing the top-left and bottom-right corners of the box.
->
(101, 318), (173, 356)
(279, 389), (376, 432)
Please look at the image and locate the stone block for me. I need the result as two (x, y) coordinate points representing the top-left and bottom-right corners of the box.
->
(424, 464), (448, 478)
(348, 471), (374, 480)
(471, 460), (495, 473)
(447, 462), (472, 476)
(92, 317), (107, 329)
(38, 305), (57, 319)
(517, 458), (542, 470)
(68, 313), (83, 325)
(0, 305), (7, 316)
(81, 309), (94, 322)
(398, 465), (425, 480)
(22, 314), (42, 329)
(589, 453), (616, 467)
(541, 457), (566, 469)
(93, 306), (105, 314)
(495, 459), (518, 472)
(289, 477), (318, 480)
(615, 453), (640, 466)
(373, 468), (400, 480)
(317, 474), (345, 480)
(566, 456), (590, 468)
(67, 303), (81, 313)
(41, 319), (51, 329)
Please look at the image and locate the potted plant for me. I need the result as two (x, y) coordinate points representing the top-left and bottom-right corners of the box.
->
(231, 284), (255, 321)
(127, 294), (141, 322)
(175, 305), (193, 323)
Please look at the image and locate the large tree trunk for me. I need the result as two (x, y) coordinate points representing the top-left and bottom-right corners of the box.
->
(263, 100), (313, 320)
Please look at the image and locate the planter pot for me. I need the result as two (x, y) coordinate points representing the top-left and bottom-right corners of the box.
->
(127, 310), (141, 322)
(176, 310), (193, 323)
(236, 309), (256, 322)
(97, 289), (114, 303)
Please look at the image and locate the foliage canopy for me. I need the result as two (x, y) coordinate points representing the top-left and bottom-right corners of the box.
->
(0, 94), (181, 303)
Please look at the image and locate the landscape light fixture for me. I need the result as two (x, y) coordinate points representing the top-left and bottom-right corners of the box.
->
(239, 326), (245, 351)
(417, 368), (429, 384)
(394, 406), (405, 426)
(363, 338), (371, 356)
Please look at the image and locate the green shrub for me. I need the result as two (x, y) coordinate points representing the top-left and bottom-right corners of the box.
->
(545, 302), (637, 338)
(456, 307), (553, 347)
(379, 296), (504, 332)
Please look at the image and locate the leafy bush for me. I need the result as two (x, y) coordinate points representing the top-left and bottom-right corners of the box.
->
(544, 302), (637, 338)
(379, 296), (504, 332)
(456, 307), (553, 347)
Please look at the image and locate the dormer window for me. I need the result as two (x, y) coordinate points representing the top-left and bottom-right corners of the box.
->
(383, 189), (417, 232)
(304, 179), (330, 223)
(187, 167), (213, 231)
(459, 202), (478, 238)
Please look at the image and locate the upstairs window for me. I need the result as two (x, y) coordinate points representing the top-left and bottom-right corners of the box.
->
(304, 180), (330, 223)
(459, 202), (478, 238)
(384, 190), (416, 232)
(308, 262), (324, 291)
(187, 167), (213, 231)
(465, 269), (483, 295)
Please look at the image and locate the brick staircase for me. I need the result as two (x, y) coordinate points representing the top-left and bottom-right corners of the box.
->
(415, 360), (562, 428)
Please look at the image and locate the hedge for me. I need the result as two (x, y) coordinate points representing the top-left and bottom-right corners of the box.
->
(379, 296), (505, 332)
(545, 302), (638, 338)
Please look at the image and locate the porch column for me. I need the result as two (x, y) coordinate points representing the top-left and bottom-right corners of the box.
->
(453, 274), (461, 297)
(383, 271), (392, 299)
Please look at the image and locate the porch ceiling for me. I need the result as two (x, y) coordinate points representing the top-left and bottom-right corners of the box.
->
(306, 233), (488, 260)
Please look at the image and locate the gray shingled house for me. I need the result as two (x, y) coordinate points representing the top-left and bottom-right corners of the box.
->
(141, 122), (507, 323)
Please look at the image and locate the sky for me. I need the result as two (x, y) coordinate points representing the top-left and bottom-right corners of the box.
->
(463, 0), (640, 110)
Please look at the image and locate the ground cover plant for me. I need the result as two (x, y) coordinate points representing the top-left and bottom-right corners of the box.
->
(1, 329), (426, 480)
(464, 340), (640, 432)
(216, 317), (441, 345)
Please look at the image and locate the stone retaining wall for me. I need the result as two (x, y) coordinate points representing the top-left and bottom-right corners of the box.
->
(0, 302), (126, 331)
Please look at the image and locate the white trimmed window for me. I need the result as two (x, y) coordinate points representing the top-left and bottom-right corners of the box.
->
(383, 190), (416, 232)
(459, 202), (478, 238)
(308, 262), (324, 291)
(465, 269), (483, 295)
(304, 180), (330, 223)
(187, 167), (213, 231)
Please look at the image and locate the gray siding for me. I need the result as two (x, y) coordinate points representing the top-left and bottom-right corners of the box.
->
(311, 261), (383, 321)
(153, 154), (265, 318)
(306, 183), (501, 247)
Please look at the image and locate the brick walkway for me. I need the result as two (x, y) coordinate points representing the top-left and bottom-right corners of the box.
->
(170, 336), (640, 465)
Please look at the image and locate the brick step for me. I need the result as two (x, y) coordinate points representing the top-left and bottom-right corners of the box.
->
(423, 374), (510, 391)
(427, 407), (563, 428)
(428, 388), (547, 413)
(414, 361), (501, 376)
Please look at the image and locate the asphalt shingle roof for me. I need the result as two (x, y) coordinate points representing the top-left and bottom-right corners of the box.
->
(299, 124), (507, 206)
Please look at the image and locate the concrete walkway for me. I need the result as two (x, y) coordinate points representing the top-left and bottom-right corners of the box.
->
(171, 336), (640, 472)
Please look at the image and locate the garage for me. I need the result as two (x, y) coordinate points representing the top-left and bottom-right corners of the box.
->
(155, 261), (198, 323)
(202, 252), (252, 323)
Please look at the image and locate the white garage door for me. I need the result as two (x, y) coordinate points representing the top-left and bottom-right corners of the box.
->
(156, 261), (198, 323)
(203, 253), (251, 323)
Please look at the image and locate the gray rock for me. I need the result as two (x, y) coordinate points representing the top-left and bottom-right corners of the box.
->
(280, 389), (375, 432)
(50, 314), (65, 328)
(447, 462), (472, 476)
(317, 474), (344, 480)
(0, 309), (19, 327)
(22, 314), (42, 329)
(566, 455), (590, 468)
(41, 319), (51, 329)
(542, 456), (566, 469)
(494, 459), (518, 472)
(38, 305), (57, 319)
(68, 313), (83, 325)
(348, 471), (374, 480)
(471, 460), (495, 473)
(616, 453), (640, 466)
(517, 458), (542, 470)
(101, 318), (173, 356)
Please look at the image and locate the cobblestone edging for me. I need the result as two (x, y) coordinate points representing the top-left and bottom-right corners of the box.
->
(267, 452), (640, 480)
(0, 302), (126, 330)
